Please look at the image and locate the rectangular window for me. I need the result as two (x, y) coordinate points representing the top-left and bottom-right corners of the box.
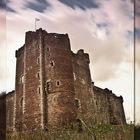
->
(36, 72), (40, 79)
(56, 80), (60, 86)
(38, 86), (41, 94)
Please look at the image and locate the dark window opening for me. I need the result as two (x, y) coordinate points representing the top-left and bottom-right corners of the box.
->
(75, 98), (81, 109)
(50, 61), (55, 67)
(37, 72), (40, 79)
(46, 48), (50, 51)
(56, 81), (60, 86)
(20, 97), (23, 107)
(96, 101), (97, 106)
(38, 87), (40, 94)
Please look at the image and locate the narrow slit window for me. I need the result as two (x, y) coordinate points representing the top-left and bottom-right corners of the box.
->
(37, 57), (40, 64)
(56, 81), (60, 86)
(46, 48), (50, 51)
(20, 97), (23, 107)
(37, 72), (40, 79)
(96, 101), (98, 106)
(38, 87), (41, 94)
(50, 61), (55, 67)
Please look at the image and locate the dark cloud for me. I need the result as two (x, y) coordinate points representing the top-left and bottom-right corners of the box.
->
(26, 0), (50, 13)
(5, 0), (16, 13)
(0, 0), (6, 9)
(59, 0), (99, 10)
(6, 6), (16, 13)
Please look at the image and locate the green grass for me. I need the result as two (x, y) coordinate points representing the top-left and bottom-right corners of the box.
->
(6, 124), (134, 140)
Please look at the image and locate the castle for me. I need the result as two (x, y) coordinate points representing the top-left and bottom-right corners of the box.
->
(6, 28), (126, 132)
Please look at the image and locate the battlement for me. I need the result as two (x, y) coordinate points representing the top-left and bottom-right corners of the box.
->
(6, 29), (126, 132)
(93, 85), (124, 103)
(25, 28), (69, 46)
(72, 49), (90, 64)
(15, 46), (24, 58)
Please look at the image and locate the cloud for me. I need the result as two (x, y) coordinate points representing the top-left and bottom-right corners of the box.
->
(59, 0), (99, 10)
(25, 0), (51, 13)
(6, 6), (16, 13)
(1, 0), (134, 122)
(0, 9), (6, 91)
(4, 0), (134, 85)
(0, 0), (6, 9)
(5, 0), (16, 13)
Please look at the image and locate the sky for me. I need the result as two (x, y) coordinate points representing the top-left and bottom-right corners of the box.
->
(0, 0), (138, 123)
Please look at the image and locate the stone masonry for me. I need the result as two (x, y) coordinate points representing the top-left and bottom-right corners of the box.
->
(5, 28), (126, 132)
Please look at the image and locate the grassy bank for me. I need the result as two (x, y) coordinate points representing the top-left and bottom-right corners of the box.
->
(6, 124), (134, 140)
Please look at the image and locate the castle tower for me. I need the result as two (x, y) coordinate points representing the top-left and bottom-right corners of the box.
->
(72, 50), (95, 125)
(14, 28), (126, 132)
(42, 30), (77, 130)
(14, 46), (25, 131)
(14, 29), (77, 131)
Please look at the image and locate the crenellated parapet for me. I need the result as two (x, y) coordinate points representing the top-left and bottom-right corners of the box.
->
(6, 28), (126, 132)
(93, 85), (126, 125)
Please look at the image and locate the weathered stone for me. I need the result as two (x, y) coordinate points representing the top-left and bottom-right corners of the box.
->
(5, 28), (126, 132)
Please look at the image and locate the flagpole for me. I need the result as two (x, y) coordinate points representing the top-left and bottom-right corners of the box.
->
(35, 18), (40, 31)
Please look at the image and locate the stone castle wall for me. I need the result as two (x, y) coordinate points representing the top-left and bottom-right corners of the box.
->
(5, 28), (126, 132)
(14, 29), (77, 131)
(42, 31), (77, 131)
(72, 50), (96, 126)
(93, 86), (126, 125)
(6, 91), (15, 132)
(0, 92), (6, 138)
(15, 46), (24, 131)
